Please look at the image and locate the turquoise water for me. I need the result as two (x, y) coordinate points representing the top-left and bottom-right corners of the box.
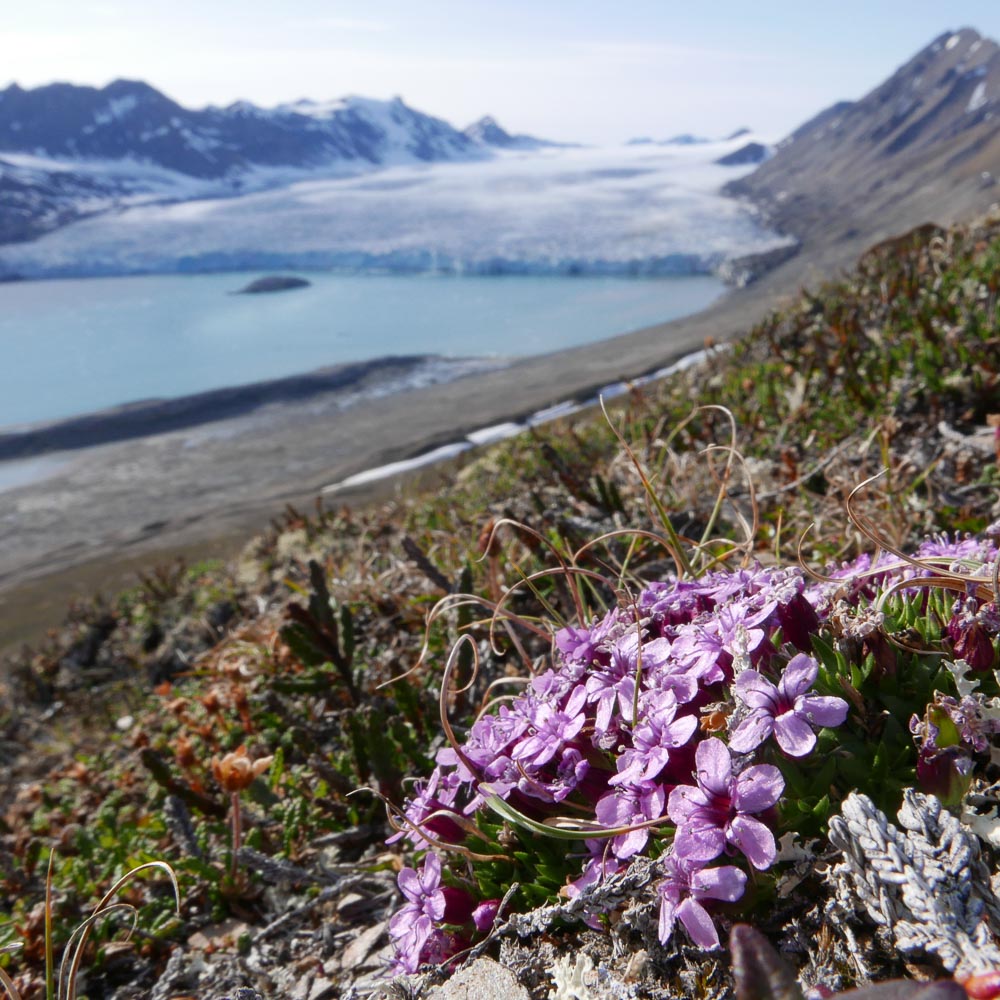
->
(0, 271), (724, 429)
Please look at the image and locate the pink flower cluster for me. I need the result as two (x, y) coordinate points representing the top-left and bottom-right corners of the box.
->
(387, 533), (1000, 973)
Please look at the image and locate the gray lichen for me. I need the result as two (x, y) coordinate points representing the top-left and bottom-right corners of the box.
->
(827, 788), (1000, 977)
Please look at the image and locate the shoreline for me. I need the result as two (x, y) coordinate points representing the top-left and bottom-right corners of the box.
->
(0, 354), (506, 461)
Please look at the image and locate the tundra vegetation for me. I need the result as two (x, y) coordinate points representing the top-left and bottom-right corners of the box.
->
(0, 217), (999, 998)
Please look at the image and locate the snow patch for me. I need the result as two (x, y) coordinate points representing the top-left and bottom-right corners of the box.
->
(968, 81), (989, 114)
(323, 442), (471, 491)
(94, 94), (139, 126)
(466, 423), (523, 446)
(946, 33), (961, 50)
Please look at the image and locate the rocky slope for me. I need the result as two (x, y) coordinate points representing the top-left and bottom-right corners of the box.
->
(727, 28), (1000, 275)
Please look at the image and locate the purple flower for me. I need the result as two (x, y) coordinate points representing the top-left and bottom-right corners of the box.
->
(657, 852), (747, 949)
(668, 738), (783, 870)
(585, 629), (667, 734)
(595, 779), (666, 859)
(512, 685), (587, 768)
(609, 690), (698, 786)
(389, 852), (446, 973)
(729, 654), (848, 758)
(915, 743), (974, 808)
(520, 746), (591, 803)
(776, 592), (822, 652)
(565, 853), (621, 901)
(386, 767), (464, 848)
(670, 602), (770, 685)
(564, 854), (622, 930)
(472, 899), (501, 933)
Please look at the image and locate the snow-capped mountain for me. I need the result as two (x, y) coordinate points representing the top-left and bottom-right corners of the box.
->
(0, 81), (531, 245)
(0, 80), (481, 177)
(462, 115), (569, 150)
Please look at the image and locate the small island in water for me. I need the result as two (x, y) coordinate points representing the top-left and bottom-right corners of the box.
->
(235, 275), (312, 294)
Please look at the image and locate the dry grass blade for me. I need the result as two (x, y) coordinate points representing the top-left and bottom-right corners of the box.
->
(848, 471), (996, 602)
(62, 861), (180, 1000)
(0, 955), (22, 1000)
(600, 396), (694, 578)
(481, 787), (675, 841)
(61, 903), (138, 1000)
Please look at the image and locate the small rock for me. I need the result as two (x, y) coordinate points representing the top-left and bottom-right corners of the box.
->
(425, 957), (529, 1000)
(327, 920), (387, 974)
(236, 275), (311, 294)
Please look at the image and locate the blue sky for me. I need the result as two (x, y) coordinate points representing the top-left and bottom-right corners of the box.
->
(3, 1), (1000, 143)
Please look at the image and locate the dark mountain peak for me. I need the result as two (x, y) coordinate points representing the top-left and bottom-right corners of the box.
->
(715, 141), (768, 166)
(103, 78), (164, 99)
(0, 80), (487, 178)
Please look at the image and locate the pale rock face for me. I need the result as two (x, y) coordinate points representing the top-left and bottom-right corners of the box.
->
(425, 957), (530, 1000)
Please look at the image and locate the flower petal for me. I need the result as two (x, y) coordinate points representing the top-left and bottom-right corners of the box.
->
(728, 711), (774, 754)
(778, 653), (819, 699)
(734, 669), (779, 710)
(691, 864), (748, 903)
(800, 694), (849, 728)
(658, 897), (678, 945)
(728, 814), (776, 869)
(673, 820), (726, 863)
(666, 712), (700, 748)
(667, 784), (711, 824)
(676, 897), (721, 949)
(612, 827), (649, 860)
(397, 867), (423, 903)
(695, 738), (733, 796)
(774, 712), (817, 757)
(420, 852), (442, 888)
(734, 763), (784, 812)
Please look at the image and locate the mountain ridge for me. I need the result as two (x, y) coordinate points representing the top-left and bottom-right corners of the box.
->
(726, 27), (1000, 278)
(0, 82), (554, 245)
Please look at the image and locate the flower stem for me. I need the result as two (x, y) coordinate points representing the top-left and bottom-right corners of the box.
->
(230, 792), (242, 883)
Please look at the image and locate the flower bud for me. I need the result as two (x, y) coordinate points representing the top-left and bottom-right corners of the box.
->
(211, 746), (273, 794)
(777, 594), (820, 652)
(948, 612), (996, 672)
(915, 744), (973, 809)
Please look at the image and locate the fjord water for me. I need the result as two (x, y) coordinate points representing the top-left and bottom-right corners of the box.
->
(0, 271), (724, 429)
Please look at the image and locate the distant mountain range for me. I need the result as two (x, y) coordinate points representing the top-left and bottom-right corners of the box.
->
(3, 27), (1000, 282)
(726, 27), (1000, 276)
(627, 129), (752, 147)
(0, 82), (557, 244)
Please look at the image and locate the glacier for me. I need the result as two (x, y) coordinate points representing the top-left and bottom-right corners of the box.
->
(0, 139), (792, 279)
